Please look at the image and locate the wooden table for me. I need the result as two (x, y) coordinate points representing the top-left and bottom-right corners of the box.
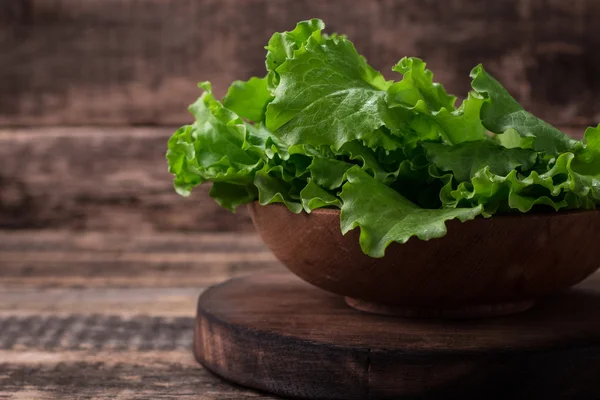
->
(0, 124), (598, 398)
(0, 122), (590, 399)
(0, 230), (281, 399)
(3, 1), (599, 395)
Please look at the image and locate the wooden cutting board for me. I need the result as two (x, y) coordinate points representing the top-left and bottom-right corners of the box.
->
(194, 270), (600, 400)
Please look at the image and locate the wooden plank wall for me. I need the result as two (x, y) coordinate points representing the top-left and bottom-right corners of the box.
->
(3, 0), (599, 126)
(0, 127), (252, 232)
(1, 0), (598, 231)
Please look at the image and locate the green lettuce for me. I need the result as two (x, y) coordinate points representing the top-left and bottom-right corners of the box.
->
(340, 166), (482, 257)
(167, 19), (599, 258)
(265, 23), (392, 149)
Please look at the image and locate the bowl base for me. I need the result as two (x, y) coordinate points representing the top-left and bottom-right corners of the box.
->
(345, 297), (536, 318)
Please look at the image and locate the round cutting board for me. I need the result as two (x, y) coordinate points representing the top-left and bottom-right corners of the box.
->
(194, 270), (600, 400)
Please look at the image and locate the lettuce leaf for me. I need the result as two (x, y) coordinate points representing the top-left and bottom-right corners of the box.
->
(166, 82), (263, 199)
(388, 58), (486, 145)
(265, 18), (325, 90)
(388, 57), (456, 112)
(307, 157), (351, 190)
(167, 18), (599, 258)
(265, 24), (392, 149)
(300, 180), (341, 212)
(223, 77), (272, 123)
(340, 167), (482, 257)
(209, 182), (256, 212)
(423, 140), (537, 183)
(445, 152), (597, 215)
(254, 168), (303, 213)
(470, 65), (582, 155)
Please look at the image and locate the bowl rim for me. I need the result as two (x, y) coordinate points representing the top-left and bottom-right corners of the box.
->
(251, 202), (600, 220)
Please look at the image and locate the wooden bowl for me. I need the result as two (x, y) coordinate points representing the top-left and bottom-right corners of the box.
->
(249, 203), (600, 318)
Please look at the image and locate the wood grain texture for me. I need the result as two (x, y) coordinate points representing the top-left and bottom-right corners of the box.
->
(0, 230), (279, 399)
(0, 350), (278, 399)
(250, 203), (600, 315)
(2, 0), (600, 126)
(0, 288), (201, 317)
(195, 270), (600, 400)
(0, 127), (254, 232)
(3, 229), (600, 398)
(0, 127), (586, 232)
(0, 230), (277, 288)
(0, 315), (194, 351)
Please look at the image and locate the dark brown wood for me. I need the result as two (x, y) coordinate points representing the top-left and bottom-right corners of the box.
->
(4, 227), (600, 399)
(0, 128), (254, 232)
(195, 270), (600, 400)
(0, 127), (585, 232)
(0, 229), (280, 399)
(2, 0), (600, 127)
(0, 230), (278, 288)
(249, 203), (600, 316)
(345, 296), (535, 318)
(0, 358), (279, 400)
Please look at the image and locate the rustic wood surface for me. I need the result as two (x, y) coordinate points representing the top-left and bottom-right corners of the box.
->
(0, 229), (281, 399)
(4, 1), (600, 396)
(0, 127), (254, 232)
(194, 270), (600, 400)
(195, 270), (600, 400)
(0, 127), (585, 232)
(3, 232), (600, 399)
(2, 0), (600, 127)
